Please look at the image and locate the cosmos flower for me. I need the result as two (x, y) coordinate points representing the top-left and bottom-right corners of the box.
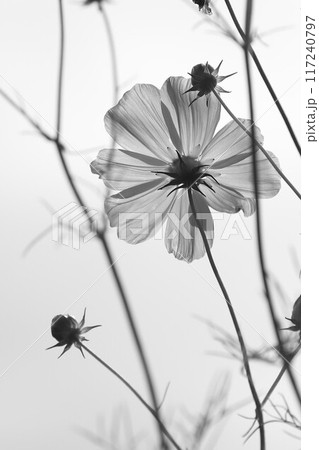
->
(91, 76), (281, 263)
(185, 61), (236, 106)
(47, 309), (101, 358)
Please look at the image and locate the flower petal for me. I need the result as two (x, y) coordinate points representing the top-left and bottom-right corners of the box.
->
(209, 151), (281, 199)
(111, 179), (163, 200)
(200, 182), (256, 217)
(104, 84), (176, 161)
(106, 185), (176, 244)
(91, 148), (169, 190)
(160, 77), (221, 157)
(201, 119), (264, 163)
(165, 190), (214, 262)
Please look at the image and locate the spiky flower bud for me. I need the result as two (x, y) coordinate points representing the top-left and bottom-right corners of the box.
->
(192, 0), (212, 15)
(184, 61), (236, 106)
(47, 309), (101, 358)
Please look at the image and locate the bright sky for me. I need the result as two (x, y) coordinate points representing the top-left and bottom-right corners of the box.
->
(0, 0), (301, 449)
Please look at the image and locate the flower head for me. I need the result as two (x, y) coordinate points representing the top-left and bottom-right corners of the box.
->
(185, 61), (236, 106)
(47, 309), (101, 358)
(91, 76), (281, 263)
(192, 0), (212, 15)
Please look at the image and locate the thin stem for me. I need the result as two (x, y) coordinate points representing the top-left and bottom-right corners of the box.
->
(224, 0), (301, 155)
(97, 3), (167, 448)
(188, 189), (265, 450)
(80, 344), (183, 450)
(97, 2), (119, 188)
(57, 154), (170, 450)
(0, 88), (54, 141)
(243, 0), (301, 405)
(1, 48), (165, 437)
(98, 2), (119, 108)
(55, 4), (168, 448)
(261, 344), (301, 408)
(57, 0), (64, 137)
(211, 90), (301, 200)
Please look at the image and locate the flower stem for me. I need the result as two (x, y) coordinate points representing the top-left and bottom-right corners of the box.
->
(243, 0), (300, 405)
(0, 13), (165, 436)
(98, 2), (119, 109)
(97, 1), (118, 159)
(211, 90), (301, 200)
(56, 0), (64, 136)
(80, 343), (183, 450)
(188, 189), (265, 450)
(96, 2), (122, 211)
(224, 0), (301, 155)
(261, 344), (301, 408)
(55, 4), (167, 449)
(97, 3), (168, 448)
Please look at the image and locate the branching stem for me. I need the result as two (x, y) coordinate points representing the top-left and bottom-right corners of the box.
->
(224, 0), (301, 155)
(243, 0), (300, 405)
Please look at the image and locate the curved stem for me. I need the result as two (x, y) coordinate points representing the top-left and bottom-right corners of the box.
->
(243, 0), (301, 405)
(224, 0), (301, 155)
(98, 2), (119, 108)
(188, 189), (265, 450)
(57, 0), (64, 137)
(1, 7), (165, 436)
(0, 88), (54, 141)
(97, 2), (119, 195)
(57, 151), (169, 450)
(261, 344), (301, 408)
(81, 344), (183, 450)
(55, 3), (167, 448)
(211, 90), (301, 200)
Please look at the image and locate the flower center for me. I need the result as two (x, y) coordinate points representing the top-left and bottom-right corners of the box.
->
(171, 155), (202, 185)
(155, 152), (219, 196)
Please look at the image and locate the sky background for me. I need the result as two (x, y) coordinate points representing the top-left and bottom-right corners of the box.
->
(0, 0), (301, 449)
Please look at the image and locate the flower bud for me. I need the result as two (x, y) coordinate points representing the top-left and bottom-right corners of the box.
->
(47, 309), (101, 358)
(289, 296), (301, 331)
(284, 296), (301, 338)
(192, 0), (212, 15)
(184, 61), (236, 106)
(51, 315), (79, 344)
